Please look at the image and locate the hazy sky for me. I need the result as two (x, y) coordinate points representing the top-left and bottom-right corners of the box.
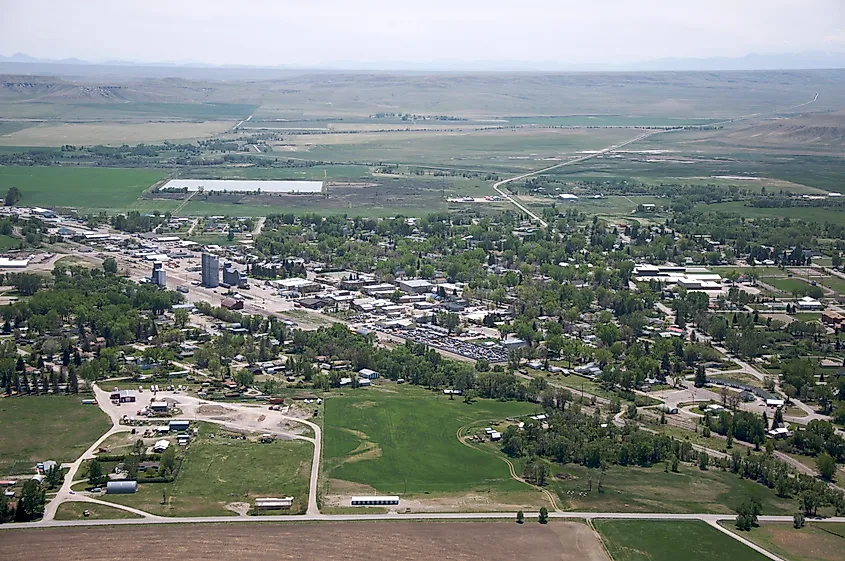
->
(1, 0), (843, 66)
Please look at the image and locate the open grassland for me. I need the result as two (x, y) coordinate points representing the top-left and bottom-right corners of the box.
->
(273, 128), (637, 171)
(0, 395), (109, 474)
(103, 425), (312, 516)
(323, 385), (540, 496)
(730, 523), (845, 561)
(0, 521), (609, 561)
(0, 167), (165, 211)
(595, 520), (770, 561)
(54, 501), (142, 521)
(546, 463), (794, 515)
(695, 201), (845, 226)
(0, 121), (234, 146)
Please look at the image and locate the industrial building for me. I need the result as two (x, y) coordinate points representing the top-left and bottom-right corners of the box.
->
(151, 262), (167, 287)
(201, 253), (219, 288)
(222, 262), (247, 288)
(351, 495), (400, 506)
(106, 481), (137, 494)
(254, 496), (294, 510)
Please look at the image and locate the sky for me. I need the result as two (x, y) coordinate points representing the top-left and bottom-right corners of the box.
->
(1, 0), (844, 67)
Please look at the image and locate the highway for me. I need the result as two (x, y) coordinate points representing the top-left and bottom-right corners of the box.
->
(492, 131), (660, 226)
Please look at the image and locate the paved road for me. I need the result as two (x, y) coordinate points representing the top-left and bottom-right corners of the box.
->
(492, 130), (661, 226)
(7, 510), (844, 530)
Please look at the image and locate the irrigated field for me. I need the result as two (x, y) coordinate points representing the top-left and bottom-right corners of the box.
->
(0, 167), (166, 212)
(595, 520), (770, 561)
(323, 385), (540, 499)
(0, 521), (609, 561)
(739, 522), (845, 561)
(0, 395), (110, 474)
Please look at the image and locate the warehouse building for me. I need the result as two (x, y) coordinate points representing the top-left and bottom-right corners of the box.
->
(106, 481), (137, 494)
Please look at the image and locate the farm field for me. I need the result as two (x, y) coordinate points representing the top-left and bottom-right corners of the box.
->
(102, 425), (312, 516)
(0, 395), (110, 475)
(543, 463), (794, 515)
(730, 523), (845, 561)
(323, 385), (541, 498)
(594, 520), (770, 561)
(54, 501), (142, 521)
(0, 167), (166, 211)
(0, 121), (235, 146)
(0, 521), (609, 561)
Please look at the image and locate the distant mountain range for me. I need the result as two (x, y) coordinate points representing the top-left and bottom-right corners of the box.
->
(2, 51), (845, 73)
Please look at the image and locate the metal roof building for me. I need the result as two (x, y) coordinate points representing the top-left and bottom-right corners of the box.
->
(106, 481), (138, 494)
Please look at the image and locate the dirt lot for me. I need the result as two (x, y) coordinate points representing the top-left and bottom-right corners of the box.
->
(0, 521), (608, 561)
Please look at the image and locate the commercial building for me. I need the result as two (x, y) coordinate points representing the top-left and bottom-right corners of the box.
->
(221, 297), (244, 310)
(398, 279), (433, 295)
(201, 253), (219, 288)
(169, 420), (190, 432)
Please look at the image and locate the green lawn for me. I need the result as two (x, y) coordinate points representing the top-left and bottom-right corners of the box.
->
(103, 424), (312, 516)
(54, 501), (141, 520)
(595, 520), (770, 561)
(767, 277), (817, 295)
(548, 463), (795, 515)
(0, 167), (166, 211)
(323, 385), (540, 495)
(730, 523), (845, 561)
(0, 234), (20, 251)
(0, 395), (110, 474)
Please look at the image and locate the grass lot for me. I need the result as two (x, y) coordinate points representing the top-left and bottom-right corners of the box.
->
(767, 277), (818, 295)
(0, 234), (20, 251)
(323, 384), (540, 496)
(0, 167), (166, 212)
(595, 520), (770, 561)
(0, 396), (109, 474)
(54, 501), (142, 521)
(732, 523), (845, 561)
(102, 424), (312, 516)
(548, 463), (794, 515)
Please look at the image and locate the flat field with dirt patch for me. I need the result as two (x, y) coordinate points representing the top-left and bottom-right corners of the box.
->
(323, 385), (540, 500)
(740, 522), (845, 561)
(0, 521), (608, 561)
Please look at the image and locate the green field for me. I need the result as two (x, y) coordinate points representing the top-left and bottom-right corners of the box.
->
(323, 385), (540, 496)
(732, 523), (845, 561)
(54, 501), (142, 520)
(545, 462), (794, 515)
(0, 167), (166, 211)
(595, 520), (770, 561)
(103, 424), (312, 516)
(503, 116), (722, 127)
(767, 277), (819, 295)
(0, 396), (110, 474)
(697, 202), (845, 226)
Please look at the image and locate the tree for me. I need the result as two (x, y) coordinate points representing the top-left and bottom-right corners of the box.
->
(160, 446), (177, 475)
(793, 512), (805, 529)
(103, 257), (118, 275)
(174, 308), (189, 329)
(538, 506), (548, 524)
(817, 453), (837, 482)
(516, 510), (524, 524)
(626, 403), (638, 420)
(4, 186), (21, 207)
(88, 459), (103, 485)
(44, 465), (62, 489)
(15, 480), (45, 521)
(694, 365), (707, 388)
(698, 451), (709, 470)
(735, 497), (761, 531)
